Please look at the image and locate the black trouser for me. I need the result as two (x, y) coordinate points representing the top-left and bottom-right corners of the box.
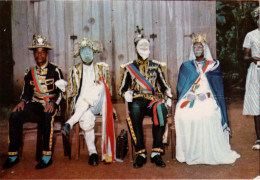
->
(127, 97), (167, 154)
(8, 102), (56, 155)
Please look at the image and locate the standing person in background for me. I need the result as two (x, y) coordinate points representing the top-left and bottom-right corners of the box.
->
(242, 7), (260, 150)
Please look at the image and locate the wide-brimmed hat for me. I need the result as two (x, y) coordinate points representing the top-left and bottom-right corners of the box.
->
(28, 34), (54, 50)
(73, 37), (103, 57)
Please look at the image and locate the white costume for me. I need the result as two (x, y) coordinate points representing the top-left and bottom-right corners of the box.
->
(175, 42), (240, 165)
(67, 63), (105, 155)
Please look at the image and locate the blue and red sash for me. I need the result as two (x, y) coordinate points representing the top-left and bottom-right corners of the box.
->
(148, 99), (165, 127)
(126, 64), (154, 94)
(100, 77), (116, 162)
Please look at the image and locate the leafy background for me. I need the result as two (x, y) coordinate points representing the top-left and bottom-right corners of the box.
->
(216, 1), (259, 99)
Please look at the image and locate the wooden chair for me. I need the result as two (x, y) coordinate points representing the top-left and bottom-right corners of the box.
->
(125, 99), (176, 161)
(74, 115), (103, 160)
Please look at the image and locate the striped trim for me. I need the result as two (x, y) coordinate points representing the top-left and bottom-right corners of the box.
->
(48, 109), (57, 150)
(136, 149), (146, 155)
(152, 148), (164, 153)
(126, 117), (137, 145)
(8, 151), (18, 156)
(31, 67), (45, 94)
(42, 151), (52, 155)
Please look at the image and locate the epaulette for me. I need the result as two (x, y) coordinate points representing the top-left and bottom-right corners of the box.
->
(96, 62), (109, 68)
(120, 61), (133, 69)
(152, 60), (167, 67)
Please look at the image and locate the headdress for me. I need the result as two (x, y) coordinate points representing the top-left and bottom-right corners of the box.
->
(134, 26), (148, 46)
(74, 37), (103, 57)
(189, 33), (213, 60)
(28, 34), (54, 50)
(191, 33), (207, 44)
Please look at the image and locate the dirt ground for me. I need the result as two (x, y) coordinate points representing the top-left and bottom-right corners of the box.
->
(0, 100), (259, 179)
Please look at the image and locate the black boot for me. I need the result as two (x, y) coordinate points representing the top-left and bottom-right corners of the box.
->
(35, 158), (52, 169)
(61, 123), (71, 136)
(133, 155), (147, 168)
(2, 156), (19, 169)
(151, 155), (166, 167)
(89, 153), (99, 166)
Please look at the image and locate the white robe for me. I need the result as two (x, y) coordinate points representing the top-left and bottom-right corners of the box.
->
(175, 62), (240, 165)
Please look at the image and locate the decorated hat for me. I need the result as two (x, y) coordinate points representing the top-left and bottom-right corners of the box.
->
(134, 26), (148, 46)
(73, 37), (103, 57)
(251, 7), (260, 18)
(28, 34), (54, 50)
(191, 33), (207, 44)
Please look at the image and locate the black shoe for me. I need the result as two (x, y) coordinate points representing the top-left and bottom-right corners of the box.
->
(151, 155), (166, 167)
(89, 153), (98, 166)
(61, 123), (70, 136)
(133, 155), (147, 168)
(2, 157), (19, 169)
(35, 159), (52, 169)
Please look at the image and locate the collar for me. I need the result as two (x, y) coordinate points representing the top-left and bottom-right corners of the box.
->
(137, 58), (148, 65)
(36, 60), (48, 69)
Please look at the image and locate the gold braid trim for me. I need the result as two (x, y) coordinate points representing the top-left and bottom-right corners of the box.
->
(136, 149), (146, 155)
(48, 109), (57, 151)
(152, 148), (164, 153)
(8, 151), (18, 156)
(126, 117), (137, 145)
(42, 151), (52, 155)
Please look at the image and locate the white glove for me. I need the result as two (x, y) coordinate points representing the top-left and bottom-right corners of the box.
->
(166, 98), (172, 107)
(124, 90), (133, 102)
(55, 79), (68, 92)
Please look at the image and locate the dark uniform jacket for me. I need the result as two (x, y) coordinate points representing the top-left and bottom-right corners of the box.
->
(21, 62), (63, 106)
(118, 59), (172, 100)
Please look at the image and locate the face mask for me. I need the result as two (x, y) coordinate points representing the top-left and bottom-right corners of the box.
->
(137, 39), (150, 60)
(193, 43), (204, 58)
(80, 46), (93, 63)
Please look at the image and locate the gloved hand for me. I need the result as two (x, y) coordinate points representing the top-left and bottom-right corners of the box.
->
(166, 98), (172, 107)
(55, 79), (68, 92)
(186, 93), (196, 101)
(124, 90), (133, 102)
(198, 93), (206, 101)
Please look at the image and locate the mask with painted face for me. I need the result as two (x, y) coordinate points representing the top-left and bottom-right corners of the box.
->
(80, 46), (93, 63)
(136, 39), (150, 60)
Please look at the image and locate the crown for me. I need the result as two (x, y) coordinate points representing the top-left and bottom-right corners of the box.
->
(74, 37), (103, 57)
(251, 7), (260, 18)
(191, 33), (207, 43)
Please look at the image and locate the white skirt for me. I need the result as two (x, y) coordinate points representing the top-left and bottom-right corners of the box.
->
(175, 97), (240, 165)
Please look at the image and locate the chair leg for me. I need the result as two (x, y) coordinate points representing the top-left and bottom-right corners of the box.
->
(62, 133), (71, 159)
(75, 123), (80, 160)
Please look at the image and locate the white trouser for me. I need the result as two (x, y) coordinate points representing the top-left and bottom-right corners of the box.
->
(66, 84), (105, 155)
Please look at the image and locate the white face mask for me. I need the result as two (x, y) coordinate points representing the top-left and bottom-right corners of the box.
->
(136, 39), (150, 60)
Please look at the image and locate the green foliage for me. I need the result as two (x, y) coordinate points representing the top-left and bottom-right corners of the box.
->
(216, 1), (258, 91)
